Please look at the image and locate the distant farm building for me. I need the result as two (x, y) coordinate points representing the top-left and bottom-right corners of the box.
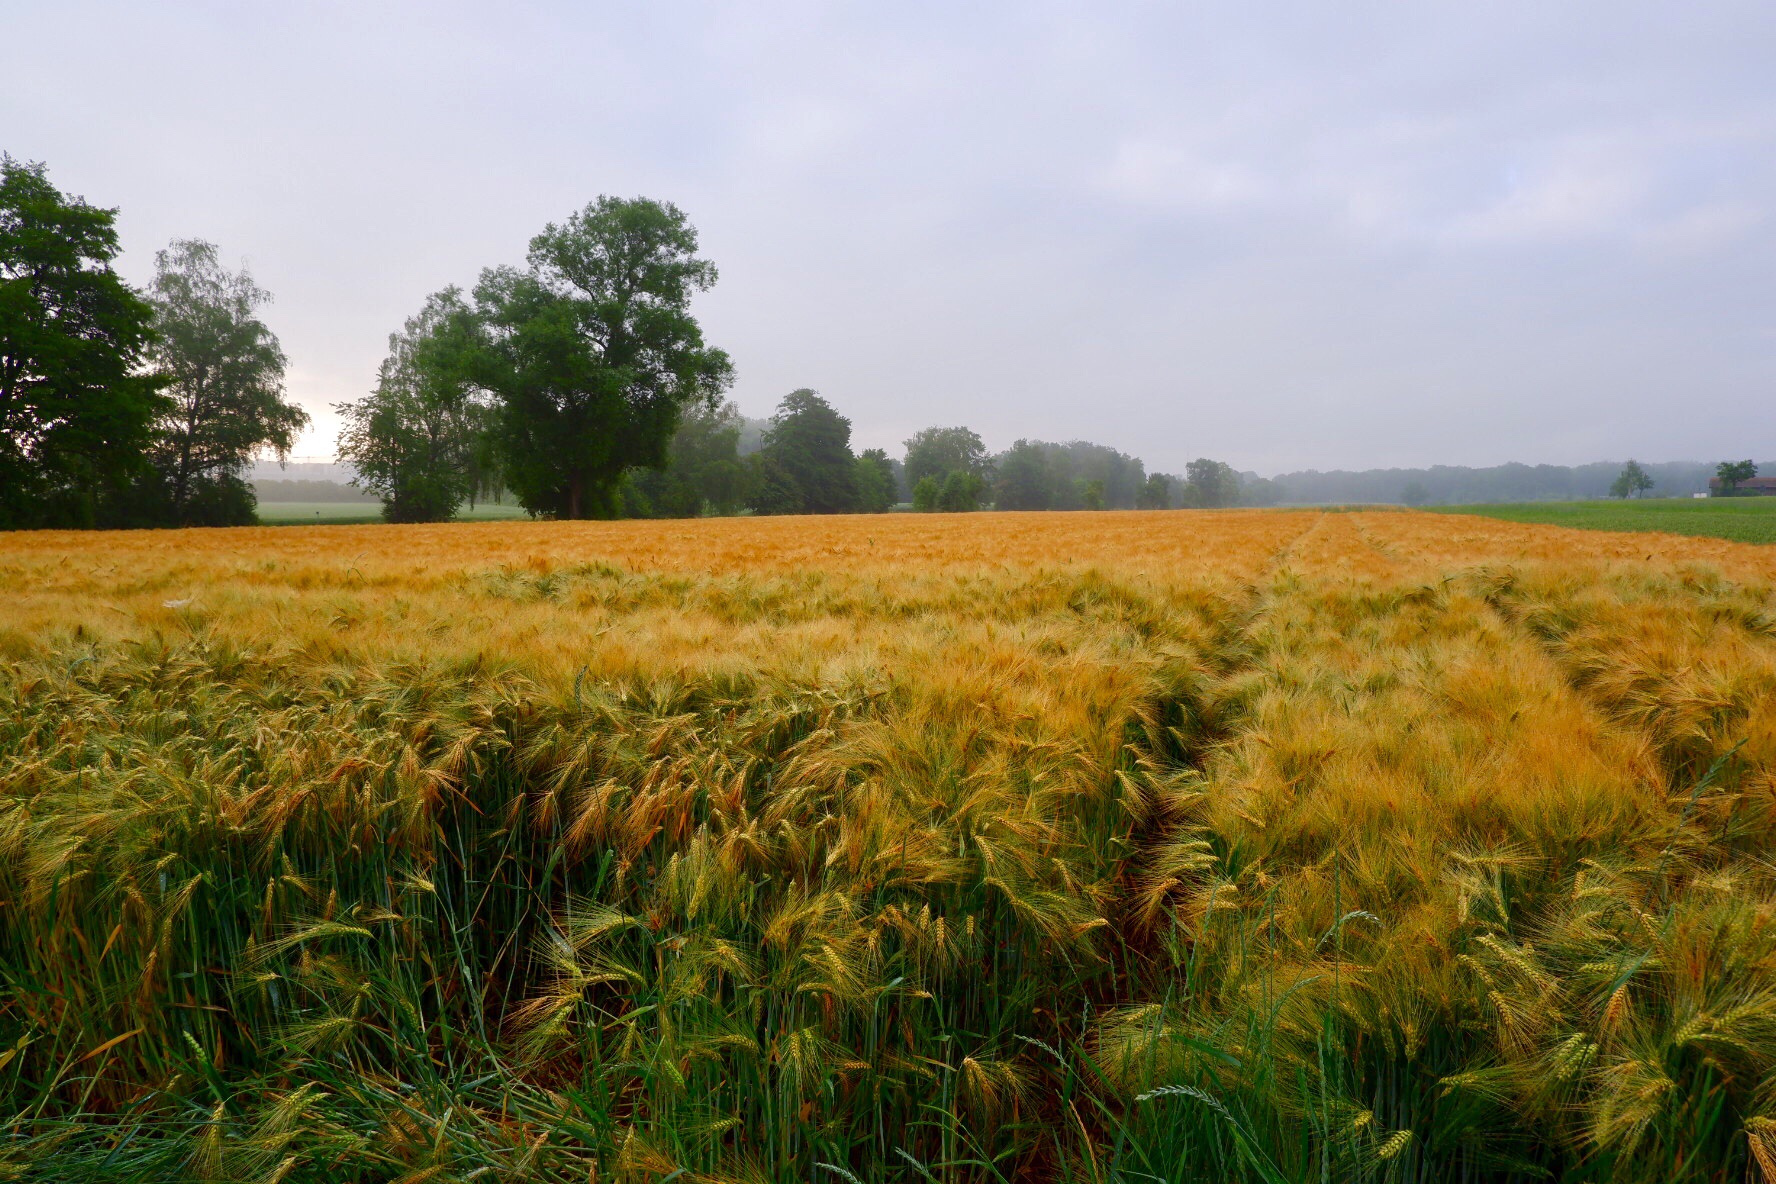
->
(1709, 476), (1776, 495)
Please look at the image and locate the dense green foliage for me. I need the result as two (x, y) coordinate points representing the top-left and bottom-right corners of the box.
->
(1184, 458), (1240, 509)
(336, 289), (492, 523)
(986, 439), (1150, 510)
(1611, 460), (1655, 500)
(0, 159), (317, 530)
(910, 474), (939, 511)
(471, 197), (733, 519)
(992, 440), (1056, 510)
(625, 400), (752, 517)
(608, 424), (1265, 519)
(853, 448), (897, 513)
(904, 426), (990, 491)
(938, 469), (986, 512)
(749, 389), (860, 515)
(0, 157), (163, 528)
(1138, 472), (1172, 509)
(141, 239), (307, 526)
(1435, 497), (1776, 544)
(1716, 460), (1759, 495)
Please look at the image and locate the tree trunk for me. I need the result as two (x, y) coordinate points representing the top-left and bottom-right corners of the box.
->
(173, 369), (205, 519)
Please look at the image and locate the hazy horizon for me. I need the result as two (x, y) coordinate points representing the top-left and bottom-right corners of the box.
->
(248, 453), (1772, 489)
(7, 2), (1772, 473)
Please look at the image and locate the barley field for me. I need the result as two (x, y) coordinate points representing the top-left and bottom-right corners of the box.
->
(4, 510), (1776, 1182)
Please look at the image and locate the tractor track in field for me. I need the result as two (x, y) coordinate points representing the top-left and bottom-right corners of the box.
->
(1109, 513), (1329, 953)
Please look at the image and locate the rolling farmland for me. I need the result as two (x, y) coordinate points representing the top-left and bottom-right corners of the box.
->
(4, 510), (1776, 1182)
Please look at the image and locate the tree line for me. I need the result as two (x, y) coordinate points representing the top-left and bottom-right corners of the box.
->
(0, 158), (307, 528)
(592, 410), (1262, 520)
(1597, 458), (1759, 500)
(332, 204), (1261, 522)
(1282, 459), (1773, 507)
(0, 154), (1284, 530)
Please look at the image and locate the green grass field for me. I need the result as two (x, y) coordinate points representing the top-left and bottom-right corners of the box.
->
(255, 500), (532, 524)
(1435, 496), (1776, 544)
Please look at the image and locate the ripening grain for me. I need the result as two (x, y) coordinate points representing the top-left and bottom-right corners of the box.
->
(3, 510), (1776, 1182)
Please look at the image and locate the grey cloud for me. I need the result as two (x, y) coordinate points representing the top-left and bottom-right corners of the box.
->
(4, 1), (1771, 473)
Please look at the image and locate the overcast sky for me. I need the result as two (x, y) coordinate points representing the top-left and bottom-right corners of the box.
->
(6, 2), (1773, 474)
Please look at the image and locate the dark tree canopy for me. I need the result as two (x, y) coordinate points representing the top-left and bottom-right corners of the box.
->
(337, 288), (490, 523)
(938, 469), (986, 512)
(1609, 461), (1654, 501)
(668, 399), (751, 516)
(903, 425), (990, 490)
(987, 439), (1145, 511)
(853, 447), (897, 513)
(1717, 459), (1758, 492)
(993, 439), (1054, 511)
(1239, 475), (1283, 506)
(745, 451), (805, 516)
(751, 389), (857, 514)
(1185, 457), (1241, 508)
(0, 157), (162, 528)
(146, 239), (305, 525)
(472, 197), (732, 519)
(1138, 472), (1172, 510)
(626, 399), (751, 518)
(911, 474), (941, 512)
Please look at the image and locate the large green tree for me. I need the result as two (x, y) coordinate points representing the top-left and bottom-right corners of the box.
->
(745, 451), (804, 516)
(1609, 460), (1654, 500)
(1185, 457), (1241, 508)
(1138, 472), (1172, 509)
(0, 157), (162, 528)
(146, 239), (306, 525)
(903, 425), (989, 490)
(1716, 459), (1757, 494)
(471, 197), (732, 519)
(750, 389), (857, 514)
(1240, 475), (1284, 506)
(626, 399), (751, 517)
(336, 288), (491, 523)
(853, 447), (897, 513)
(993, 439), (1053, 510)
(989, 439), (1144, 510)
(938, 469), (986, 511)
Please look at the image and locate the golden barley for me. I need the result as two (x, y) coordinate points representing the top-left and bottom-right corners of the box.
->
(4, 508), (1776, 1180)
